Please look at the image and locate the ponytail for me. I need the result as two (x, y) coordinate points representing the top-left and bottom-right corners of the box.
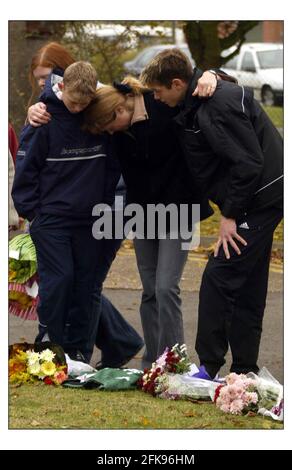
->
(121, 76), (149, 95)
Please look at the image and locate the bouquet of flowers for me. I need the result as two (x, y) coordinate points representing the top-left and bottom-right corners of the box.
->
(154, 373), (214, 401)
(213, 369), (283, 418)
(138, 343), (191, 396)
(9, 258), (36, 284)
(9, 342), (68, 386)
(213, 373), (259, 415)
(9, 234), (39, 320)
(9, 234), (37, 282)
(8, 276), (38, 320)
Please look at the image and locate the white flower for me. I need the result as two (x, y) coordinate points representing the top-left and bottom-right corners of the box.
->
(39, 349), (56, 362)
(27, 362), (41, 375)
(26, 350), (40, 365)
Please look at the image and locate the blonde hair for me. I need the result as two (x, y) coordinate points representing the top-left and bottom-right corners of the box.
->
(122, 75), (149, 95)
(63, 61), (97, 100)
(84, 76), (149, 134)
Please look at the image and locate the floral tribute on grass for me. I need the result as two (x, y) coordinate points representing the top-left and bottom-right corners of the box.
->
(213, 369), (283, 419)
(9, 342), (68, 386)
(9, 234), (39, 320)
(138, 343), (191, 397)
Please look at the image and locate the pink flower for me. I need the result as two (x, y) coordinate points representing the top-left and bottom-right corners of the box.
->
(244, 392), (258, 405)
(227, 384), (242, 399)
(215, 373), (260, 415)
(220, 403), (231, 413)
(230, 399), (244, 414)
(226, 373), (239, 385)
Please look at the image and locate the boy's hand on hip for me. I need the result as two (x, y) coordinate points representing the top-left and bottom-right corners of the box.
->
(214, 216), (247, 259)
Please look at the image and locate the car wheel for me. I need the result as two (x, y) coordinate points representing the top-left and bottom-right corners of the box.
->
(261, 86), (275, 106)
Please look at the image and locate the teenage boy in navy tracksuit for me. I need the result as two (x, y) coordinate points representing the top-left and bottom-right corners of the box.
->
(141, 49), (283, 378)
(12, 61), (117, 361)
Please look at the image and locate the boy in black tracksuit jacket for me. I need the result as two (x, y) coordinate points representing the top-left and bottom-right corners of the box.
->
(12, 62), (117, 359)
(142, 50), (283, 377)
(176, 75), (283, 378)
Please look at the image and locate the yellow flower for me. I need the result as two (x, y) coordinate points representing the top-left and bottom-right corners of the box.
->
(16, 350), (27, 362)
(40, 361), (56, 376)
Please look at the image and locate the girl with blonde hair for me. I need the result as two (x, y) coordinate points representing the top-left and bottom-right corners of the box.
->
(84, 74), (215, 368)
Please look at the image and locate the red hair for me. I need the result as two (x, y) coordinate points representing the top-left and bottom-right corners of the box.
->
(28, 42), (75, 107)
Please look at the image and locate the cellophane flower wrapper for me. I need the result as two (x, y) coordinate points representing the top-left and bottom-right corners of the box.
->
(9, 276), (38, 320)
(65, 355), (97, 377)
(156, 373), (214, 401)
(9, 234), (39, 320)
(247, 367), (283, 419)
(9, 234), (37, 283)
(213, 368), (283, 420)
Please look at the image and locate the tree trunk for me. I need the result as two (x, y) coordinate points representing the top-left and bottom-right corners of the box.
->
(183, 20), (260, 70)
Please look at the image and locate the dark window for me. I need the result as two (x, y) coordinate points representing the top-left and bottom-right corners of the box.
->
(241, 52), (256, 72)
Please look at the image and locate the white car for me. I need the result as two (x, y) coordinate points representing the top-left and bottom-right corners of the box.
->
(222, 43), (283, 106)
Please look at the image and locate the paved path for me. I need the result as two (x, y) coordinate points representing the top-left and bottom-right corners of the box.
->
(9, 249), (283, 383)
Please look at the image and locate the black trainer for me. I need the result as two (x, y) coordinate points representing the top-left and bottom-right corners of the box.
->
(66, 350), (88, 364)
(95, 342), (144, 370)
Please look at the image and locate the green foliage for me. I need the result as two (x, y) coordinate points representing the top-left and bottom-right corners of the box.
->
(62, 21), (174, 83)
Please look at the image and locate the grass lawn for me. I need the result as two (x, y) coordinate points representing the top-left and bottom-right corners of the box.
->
(261, 105), (283, 129)
(9, 384), (283, 430)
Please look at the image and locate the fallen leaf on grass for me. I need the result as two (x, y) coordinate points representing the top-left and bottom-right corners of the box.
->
(92, 409), (101, 417)
(183, 411), (197, 418)
(186, 398), (212, 404)
(140, 416), (155, 427)
(31, 420), (41, 426)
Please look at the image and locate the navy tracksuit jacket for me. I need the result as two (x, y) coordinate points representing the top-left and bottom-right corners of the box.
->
(12, 70), (119, 351)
